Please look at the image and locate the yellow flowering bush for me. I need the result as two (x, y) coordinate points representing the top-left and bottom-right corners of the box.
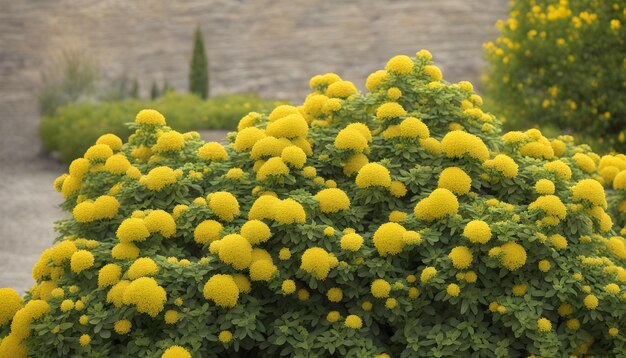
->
(1, 51), (625, 357)
(484, 0), (626, 150)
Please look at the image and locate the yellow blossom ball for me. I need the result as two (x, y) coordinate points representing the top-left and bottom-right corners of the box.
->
(122, 277), (167, 317)
(376, 102), (407, 120)
(538, 260), (551, 272)
(203, 274), (239, 308)
(114, 319), (131, 335)
(413, 188), (459, 221)
(365, 70), (388, 92)
(385, 55), (413, 74)
(327, 311), (341, 323)
(249, 260), (277, 282)
(371, 279), (391, 298)
(534, 179), (555, 195)
(198, 142), (228, 161)
(162, 345), (191, 358)
(583, 294), (598, 309)
(96, 133), (123, 151)
(152, 131), (184, 152)
(399, 117), (429, 138)
(423, 65), (443, 81)
(164, 310), (178, 324)
(144, 166), (177, 191)
(566, 319), (580, 331)
(387, 87), (402, 100)
(70, 250), (94, 274)
(326, 287), (343, 302)
(572, 153), (596, 173)
(265, 114), (308, 139)
(448, 246), (474, 269)
(111, 243), (140, 260)
(343, 153), (369, 177)
(340, 233), (364, 252)
(373, 222), (406, 256)
(127, 257), (159, 279)
(79, 334), (91, 346)
(315, 188), (350, 213)
(572, 179), (607, 207)
(441, 131), (489, 161)
(604, 283), (620, 294)
(218, 330), (233, 344)
(278, 248), (291, 260)
(420, 266), (437, 283)
(438, 167), (471, 195)
(609, 328), (619, 337)
(274, 198), (307, 224)
(256, 157), (290, 181)
(483, 154), (519, 178)
(218, 234), (253, 270)
(281, 279), (296, 295)
(135, 109), (165, 125)
(463, 220), (492, 244)
(234, 127), (266, 152)
(529, 195), (567, 220)
(98, 264), (122, 288)
(194, 220), (223, 244)
(499, 242), (527, 271)
(240, 220), (271, 245)
(325, 80), (358, 98)
(281, 146), (307, 168)
(84, 144), (113, 161)
(447, 283), (461, 297)
(558, 303), (573, 317)
(550, 234), (568, 250)
(334, 128), (368, 153)
(143, 210), (176, 238)
(69, 158), (90, 179)
(208, 191), (240, 222)
(355, 163), (392, 189)
(300, 247), (332, 280)
(0, 288), (22, 325)
(344, 314), (363, 329)
(116, 218), (150, 243)
(385, 298), (398, 309)
(537, 317), (552, 332)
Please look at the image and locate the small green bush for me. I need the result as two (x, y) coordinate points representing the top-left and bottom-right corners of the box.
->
(483, 0), (626, 149)
(40, 92), (287, 163)
(189, 26), (209, 99)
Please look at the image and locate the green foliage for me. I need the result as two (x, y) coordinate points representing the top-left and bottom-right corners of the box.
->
(483, 0), (626, 149)
(151, 81), (160, 100)
(5, 52), (625, 357)
(189, 26), (209, 99)
(39, 92), (287, 163)
(38, 49), (100, 117)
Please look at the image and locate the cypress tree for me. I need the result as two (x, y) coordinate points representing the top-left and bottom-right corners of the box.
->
(150, 80), (159, 100)
(129, 79), (139, 99)
(189, 25), (209, 99)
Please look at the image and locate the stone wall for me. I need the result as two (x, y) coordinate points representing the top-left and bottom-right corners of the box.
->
(0, 0), (507, 164)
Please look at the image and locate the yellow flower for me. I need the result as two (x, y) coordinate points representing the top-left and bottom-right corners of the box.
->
(543, 160), (572, 180)
(162, 345), (191, 358)
(604, 283), (620, 294)
(376, 102), (407, 120)
(234, 127), (266, 152)
(326, 287), (343, 302)
(152, 131), (184, 152)
(583, 294), (598, 309)
(609, 327), (619, 336)
(447, 283), (460, 297)
(413, 188), (459, 221)
(116, 218), (150, 243)
(240, 220), (271, 245)
(558, 303), (573, 317)
(373, 222), (406, 256)
(70, 250), (94, 274)
(538, 260), (551, 272)
(104, 154), (131, 174)
(441, 131), (489, 161)
(342, 153), (369, 177)
(135, 109), (165, 125)
(114, 319), (132, 334)
(571, 179), (607, 207)
(416, 49), (433, 60)
(438, 167), (471, 195)
(218, 330), (233, 344)
(315, 188), (350, 213)
(423, 65), (443, 81)
(84, 144), (113, 161)
(69, 158), (90, 179)
(448, 246), (473, 269)
(420, 266), (437, 283)
(203, 274), (239, 308)
(111, 243), (140, 260)
(300, 247), (333, 280)
(144, 166), (177, 191)
(387, 87), (402, 100)
(127, 257), (159, 279)
(529, 195), (567, 220)
(537, 317), (552, 332)
(344, 314), (363, 329)
(483, 154), (518, 178)
(249, 260), (277, 281)
(122, 277), (167, 317)
(371, 279), (391, 298)
(278, 248), (291, 260)
(385, 298), (397, 309)
(198, 142), (228, 161)
(365, 70), (388, 92)
(566, 319), (580, 331)
(340, 233), (363, 251)
(499, 242), (527, 271)
(512, 283), (527, 296)
(355, 163), (392, 189)
(256, 157), (290, 181)
(79, 334), (91, 346)
(550, 234), (567, 250)
(281, 146), (307, 168)
(572, 153), (596, 173)
(0, 288), (22, 325)
(98, 264), (122, 288)
(218, 234), (253, 270)
(463, 220), (492, 244)
(327, 311), (341, 323)
(281, 279), (296, 294)
(385, 55), (413, 74)
(274, 199), (307, 224)
(96, 133), (123, 151)
(334, 128), (369, 153)
(143, 210), (176, 238)
(534, 179), (555, 195)
(399, 117), (429, 138)
(164, 310), (178, 324)
(225, 168), (244, 179)
(265, 114), (308, 138)
(194, 220), (223, 244)
(208, 191), (240, 222)
(325, 80), (358, 98)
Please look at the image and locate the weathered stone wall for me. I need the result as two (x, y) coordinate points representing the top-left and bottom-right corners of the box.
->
(0, 0), (507, 164)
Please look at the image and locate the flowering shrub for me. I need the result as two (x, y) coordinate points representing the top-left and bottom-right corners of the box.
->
(2, 51), (626, 357)
(484, 0), (626, 149)
(40, 92), (287, 163)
